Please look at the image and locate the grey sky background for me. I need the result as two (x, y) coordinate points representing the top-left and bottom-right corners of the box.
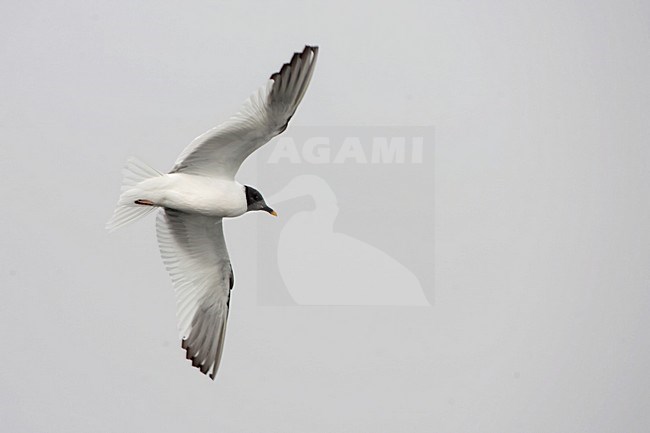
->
(2, 1), (650, 432)
(254, 126), (435, 306)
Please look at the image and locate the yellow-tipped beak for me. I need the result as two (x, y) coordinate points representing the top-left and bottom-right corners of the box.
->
(269, 210), (278, 217)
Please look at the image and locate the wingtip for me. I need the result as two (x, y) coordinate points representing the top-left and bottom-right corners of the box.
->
(181, 338), (219, 381)
(302, 45), (319, 60)
(269, 45), (319, 81)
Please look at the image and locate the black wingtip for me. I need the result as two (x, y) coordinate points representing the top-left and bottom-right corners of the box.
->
(181, 339), (214, 379)
(300, 45), (319, 61)
(269, 45), (319, 81)
(304, 45), (319, 56)
(279, 62), (290, 76)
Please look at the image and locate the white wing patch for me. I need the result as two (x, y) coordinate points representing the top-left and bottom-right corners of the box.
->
(156, 209), (233, 379)
(170, 45), (319, 179)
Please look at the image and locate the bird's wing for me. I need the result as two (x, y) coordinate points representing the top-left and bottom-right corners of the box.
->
(156, 209), (234, 380)
(170, 45), (319, 179)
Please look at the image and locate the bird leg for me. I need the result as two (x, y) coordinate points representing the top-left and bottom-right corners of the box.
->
(134, 199), (156, 206)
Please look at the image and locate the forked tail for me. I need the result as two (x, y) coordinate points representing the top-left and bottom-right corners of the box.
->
(106, 157), (163, 232)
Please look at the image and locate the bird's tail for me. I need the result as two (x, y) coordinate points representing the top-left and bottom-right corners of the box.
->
(106, 157), (163, 232)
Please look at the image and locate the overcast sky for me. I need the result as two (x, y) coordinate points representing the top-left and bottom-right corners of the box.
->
(2, 1), (650, 432)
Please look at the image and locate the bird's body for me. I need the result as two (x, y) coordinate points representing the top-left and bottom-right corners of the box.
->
(107, 45), (319, 379)
(127, 174), (247, 217)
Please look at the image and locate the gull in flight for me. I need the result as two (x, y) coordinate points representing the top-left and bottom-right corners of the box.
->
(107, 46), (319, 379)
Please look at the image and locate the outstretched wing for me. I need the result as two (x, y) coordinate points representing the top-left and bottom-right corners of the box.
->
(156, 209), (234, 379)
(170, 45), (319, 179)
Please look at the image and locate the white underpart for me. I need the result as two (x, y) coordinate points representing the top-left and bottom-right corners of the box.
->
(132, 174), (247, 217)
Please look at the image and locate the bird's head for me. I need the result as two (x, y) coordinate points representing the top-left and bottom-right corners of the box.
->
(244, 185), (277, 216)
